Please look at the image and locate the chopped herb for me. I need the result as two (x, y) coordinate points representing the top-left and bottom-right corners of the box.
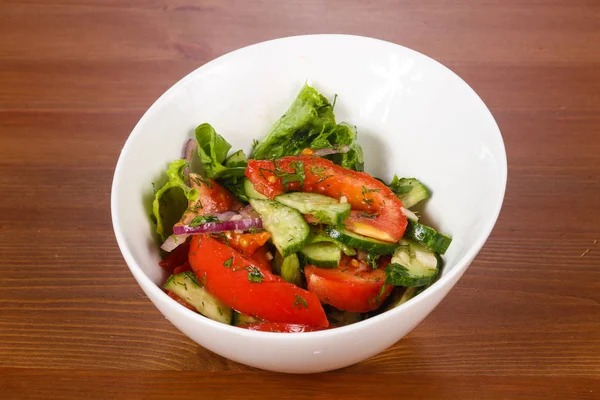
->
(223, 256), (233, 268)
(315, 174), (333, 184)
(281, 161), (305, 188)
(189, 215), (219, 227)
(247, 266), (264, 283)
(293, 294), (309, 309)
(217, 306), (223, 316)
(361, 185), (381, 195)
(366, 253), (380, 269)
(191, 175), (212, 188)
(188, 200), (203, 212)
(309, 166), (327, 175)
(247, 227), (261, 234)
(363, 198), (374, 205)
(357, 212), (378, 219)
(252, 139), (259, 150)
(185, 272), (202, 288)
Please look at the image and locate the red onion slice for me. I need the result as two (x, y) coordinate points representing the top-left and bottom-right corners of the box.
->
(161, 234), (190, 252)
(173, 218), (263, 235)
(313, 145), (350, 157)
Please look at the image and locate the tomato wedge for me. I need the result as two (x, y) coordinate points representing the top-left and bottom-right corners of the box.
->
(178, 174), (243, 226)
(189, 235), (328, 327)
(241, 322), (325, 333)
(172, 262), (191, 275)
(304, 256), (393, 312)
(159, 238), (190, 271)
(246, 156), (407, 242)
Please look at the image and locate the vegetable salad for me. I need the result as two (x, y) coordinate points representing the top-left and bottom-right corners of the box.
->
(151, 84), (452, 332)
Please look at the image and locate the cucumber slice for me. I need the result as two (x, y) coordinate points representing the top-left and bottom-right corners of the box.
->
(387, 239), (440, 287)
(273, 252), (303, 286)
(249, 198), (309, 257)
(244, 179), (267, 199)
(274, 192), (351, 225)
(405, 220), (452, 254)
(325, 226), (398, 255)
(384, 286), (419, 312)
(389, 177), (429, 208)
(164, 272), (233, 324)
(232, 311), (261, 327)
(300, 242), (342, 269)
(308, 231), (356, 256)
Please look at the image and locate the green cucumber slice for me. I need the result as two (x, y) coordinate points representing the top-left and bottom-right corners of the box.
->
(325, 226), (398, 255)
(308, 231), (356, 256)
(300, 242), (342, 269)
(387, 239), (440, 287)
(232, 311), (261, 327)
(275, 192), (351, 225)
(249, 198), (309, 257)
(273, 252), (303, 287)
(389, 176), (430, 208)
(164, 272), (233, 324)
(405, 220), (452, 254)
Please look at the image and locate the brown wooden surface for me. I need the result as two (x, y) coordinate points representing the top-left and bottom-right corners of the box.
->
(1, 0), (599, 399)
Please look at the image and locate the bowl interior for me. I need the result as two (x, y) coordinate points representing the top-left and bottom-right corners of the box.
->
(113, 34), (506, 315)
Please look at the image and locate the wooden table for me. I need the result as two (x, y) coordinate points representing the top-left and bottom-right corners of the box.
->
(1, 1), (599, 398)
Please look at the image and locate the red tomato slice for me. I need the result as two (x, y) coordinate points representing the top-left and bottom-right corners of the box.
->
(241, 322), (325, 333)
(159, 238), (190, 271)
(166, 290), (196, 312)
(189, 235), (328, 327)
(304, 256), (393, 312)
(172, 262), (191, 275)
(223, 231), (271, 256)
(177, 174), (243, 228)
(246, 156), (406, 242)
(249, 245), (273, 274)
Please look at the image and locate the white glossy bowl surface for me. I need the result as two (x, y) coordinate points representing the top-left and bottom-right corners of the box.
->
(111, 34), (507, 373)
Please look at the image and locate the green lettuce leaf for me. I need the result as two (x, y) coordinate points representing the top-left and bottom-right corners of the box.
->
(310, 122), (364, 171)
(251, 84), (337, 160)
(195, 123), (247, 179)
(250, 84), (364, 171)
(152, 159), (198, 241)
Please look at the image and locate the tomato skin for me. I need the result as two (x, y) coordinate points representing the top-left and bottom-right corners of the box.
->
(166, 290), (196, 312)
(249, 245), (273, 274)
(246, 156), (406, 242)
(188, 175), (243, 214)
(223, 231), (271, 256)
(172, 262), (191, 275)
(304, 256), (393, 312)
(159, 238), (190, 271)
(241, 322), (325, 333)
(189, 235), (328, 327)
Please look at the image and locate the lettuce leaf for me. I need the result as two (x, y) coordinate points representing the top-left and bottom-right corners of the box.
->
(250, 84), (364, 171)
(195, 123), (247, 179)
(251, 84), (337, 160)
(152, 159), (198, 241)
(310, 122), (364, 171)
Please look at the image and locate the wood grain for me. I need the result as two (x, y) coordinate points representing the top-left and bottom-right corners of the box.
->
(1, 0), (599, 398)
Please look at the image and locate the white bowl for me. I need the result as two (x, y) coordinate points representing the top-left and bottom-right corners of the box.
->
(111, 34), (507, 373)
